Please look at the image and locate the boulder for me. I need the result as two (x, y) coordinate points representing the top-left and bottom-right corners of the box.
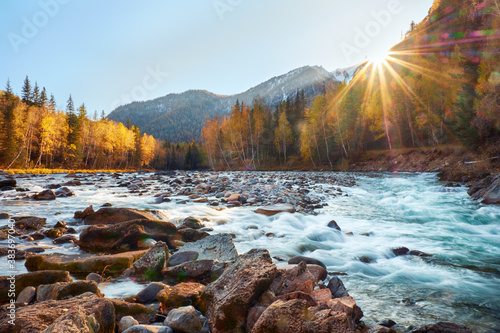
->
(176, 233), (237, 262)
(36, 280), (102, 302)
(0, 179), (16, 188)
(164, 306), (210, 333)
(327, 220), (341, 231)
(311, 288), (333, 305)
(119, 316), (139, 333)
(168, 250), (199, 267)
(0, 270), (72, 303)
(288, 256), (327, 269)
(270, 262), (317, 296)
(86, 273), (104, 283)
(44, 227), (67, 238)
(136, 282), (169, 304)
(327, 276), (349, 299)
(327, 296), (363, 328)
(54, 186), (74, 197)
(181, 216), (204, 229)
(0, 213), (9, 219)
(0, 292), (115, 333)
(162, 260), (214, 282)
(367, 324), (398, 333)
(392, 247), (410, 256)
(109, 298), (157, 324)
(177, 226), (209, 242)
(122, 241), (168, 281)
(13, 216), (46, 230)
(25, 250), (147, 275)
(412, 322), (472, 333)
(78, 219), (178, 252)
(33, 189), (56, 200)
(157, 282), (205, 309)
(16, 286), (36, 304)
(82, 207), (158, 225)
(468, 174), (500, 204)
(44, 305), (100, 333)
(255, 204), (296, 216)
(200, 249), (277, 333)
(122, 325), (173, 333)
(53, 234), (78, 244)
(74, 205), (95, 219)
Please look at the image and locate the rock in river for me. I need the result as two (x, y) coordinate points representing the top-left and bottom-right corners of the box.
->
(82, 207), (159, 225)
(175, 233), (237, 262)
(33, 189), (56, 200)
(255, 204), (296, 216)
(122, 241), (168, 281)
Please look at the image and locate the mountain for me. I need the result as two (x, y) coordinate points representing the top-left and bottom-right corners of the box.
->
(108, 65), (354, 142)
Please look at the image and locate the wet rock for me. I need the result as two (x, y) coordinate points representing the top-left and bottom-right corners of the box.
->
(36, 280), (102, 301)
(327, 220), (341, 231)
(327, 296), (364, 327)
(162, 260), (214, 282)
(0, 292), (115, 333)
(0, 179), (16, 188)
(122, 241), (168, 281)
(168, 250), (199, 267)
(44, 227), (67, 238)
(53, 234), (78, 244)
(392, 247), (410, 256)
(255, 204), (296, 216)
(54, 186), (74, 197)
(251, 299), (311, 333)
(181, 216), (204, 229)
(119, 316), (139, 333)
(270, 262), (317, 296)
(109, 298), (157, 324)
(411, 321), (472, 333)
(379, 319), (396, 328)
(409, 250), (432, 257)
(367, 324), (398, 333)
(0, 270), (72, 303)
(327, 276), (349, 299)
(123, 325), (173, 333)
(176, 233), (237, 262)
(136, 282), (169, 303)
(74, 205), (95, 219)
(157, 282), (205, 309)
(0, 213), (9, 219)
(16, 286), (36, 304)
(164, 305), (210, 333)
(82, 207), (158, 225)
(311, 288), (333, 305)
(86, 272), (104, 283)
(177, 226), (209, 242)
(33, 189), (56, 200)
(78, 219), (178, 252)
(305, 264), (328, 282)
(13, 216), (46, 230)
(468, 174), (500, 204)
(44, 305), (100, 333)
(288, 256), (327, 269)
(200, 249), (277, 332)
(360, 255), (376, 263)
(25, 250), (147, 275)
(277, 291), (317, 306)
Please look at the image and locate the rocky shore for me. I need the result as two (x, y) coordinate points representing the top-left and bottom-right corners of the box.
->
(0, 169), (495, 332)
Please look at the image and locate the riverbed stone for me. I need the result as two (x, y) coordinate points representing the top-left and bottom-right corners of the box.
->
(270, 262), (317, 296)
(25, 250), (147, 275)
(176, 233), (237, 262)
(119, 316), (140, 332)
(327, 276), (349, 299)
(255, 204), (296, 216)
(327, 219), (342, 230)
(200, 249), (277, 332)
(53, 234), (78, 244)
(86, 272), (104, 283)
(162, 259), (214, 282)
(288, 256), (327, 269)
(123, 325), (173, 333)
(74, 205), (95, 219)
(136, 282), (169, 303)
(0, 292), (115, 333)
(13, 216), (46, 230)
(37, 280), (102, 302)
(412, 321), (472, 333)
(0, 179), (16, 188)
(54, 186), (74, 197)
(122, 241), (168, 281)
(168, 250), (199, 267)
(181, 216), (204, 229)
(82, 207), (159, 225)
(78, 219), (178, 252)
(109, 298), (157, 324)
(44, 305), (100, 333)
(177, 226), (209, 242)
(33, 189), (56, 200)
(164, 306), (210, 333)
(157, 282), (205, 309)
(0, 270), (72, 303)
(16, 286), (36, 304)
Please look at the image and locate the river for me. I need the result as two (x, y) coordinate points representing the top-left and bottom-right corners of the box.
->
(0, 171), (499, 332)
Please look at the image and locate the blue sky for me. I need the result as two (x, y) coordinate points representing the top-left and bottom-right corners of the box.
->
(0, 0), (433, 114)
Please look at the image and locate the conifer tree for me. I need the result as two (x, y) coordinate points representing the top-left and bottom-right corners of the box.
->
(21, 76), (32, 104)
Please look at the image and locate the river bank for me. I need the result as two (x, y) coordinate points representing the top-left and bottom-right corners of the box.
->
(0, 171), (498, 332)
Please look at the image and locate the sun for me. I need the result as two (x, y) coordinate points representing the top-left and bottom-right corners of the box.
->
(368, 49), (391, 66)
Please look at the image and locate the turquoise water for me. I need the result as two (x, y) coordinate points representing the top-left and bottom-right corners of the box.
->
(1, 172), (499, 332)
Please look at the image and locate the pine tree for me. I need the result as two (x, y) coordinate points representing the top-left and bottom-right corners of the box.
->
(39, 87), (48, 108)
(21, 76), (32, 104)
(66, 95), (75, 114)
(126, 118), (131, 130)
(32, 82), (40, 106)
(48, 94), (56, 111)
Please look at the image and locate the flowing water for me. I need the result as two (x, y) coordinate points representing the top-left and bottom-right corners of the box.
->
(1, 171), (499, 332)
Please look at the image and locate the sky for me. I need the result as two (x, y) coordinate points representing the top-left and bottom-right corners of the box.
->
(0, 0), (433, 114)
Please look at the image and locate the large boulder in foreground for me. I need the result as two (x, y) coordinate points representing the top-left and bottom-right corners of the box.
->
(255, 204), (296, 216)
(78, 219), (178, 252)
(25, 250), (147, 275)
(81, 207), (158, 225)
(44, 305), (100, 333)
(176, 233), (237, 262)
(0, 270), (72, 303)
(0, 292), (115, 333)
(200, 249), (277, 333)
(36, 280), (102, 302)
(468, 174), (500, 204)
